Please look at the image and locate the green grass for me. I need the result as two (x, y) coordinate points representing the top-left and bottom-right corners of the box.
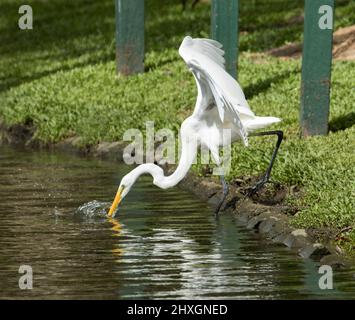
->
(0, 0), (354, 249)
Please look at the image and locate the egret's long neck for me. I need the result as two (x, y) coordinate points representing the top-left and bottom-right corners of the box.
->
(129, 126), (198, 189)
(158, 127), (198, 189)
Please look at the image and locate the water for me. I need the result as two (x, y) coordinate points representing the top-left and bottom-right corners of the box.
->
(0, 145), (354, 299)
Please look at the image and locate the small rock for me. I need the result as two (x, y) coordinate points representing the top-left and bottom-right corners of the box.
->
(272, 232), (289, 244)
(268, 220), (291, 239)
(292, 229), (308, 237)
(320, 254), (347, 269)
(95, 141), (127, 161)
(259, 218), (278, 234)
(283, 229), (310, 248)
(235, 211), (251, 224)
(207, 194), (220, 206)
(299, 243), (331, 259)
(246, 215), (266, 230)
(335, 245), (343, 255)
(55, 137), (84, 154)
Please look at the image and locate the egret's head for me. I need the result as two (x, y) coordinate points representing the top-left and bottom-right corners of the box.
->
(107, 174), (134, 218)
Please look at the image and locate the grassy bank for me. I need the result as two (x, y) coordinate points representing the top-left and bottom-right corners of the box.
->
(0, 0), (354, 249)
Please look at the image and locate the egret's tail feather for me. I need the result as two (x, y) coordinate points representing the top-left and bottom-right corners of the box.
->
(243, 116), (281, 131)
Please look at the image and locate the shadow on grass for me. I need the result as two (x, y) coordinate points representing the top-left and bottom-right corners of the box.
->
(0, 0), (188, 92)
(1, 0), (353, 93)
(243, 68), (299, 99)
(329, 112), (355, 132)
(0, 50), (114, 93)
(1, 1), (113, 54)
(0, 0), (115, 91)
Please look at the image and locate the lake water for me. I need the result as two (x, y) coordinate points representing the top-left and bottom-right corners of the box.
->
(0, 145), (354, 299)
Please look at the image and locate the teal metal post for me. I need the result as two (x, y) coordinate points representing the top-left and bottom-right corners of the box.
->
(115, 0), (145, 75)
(211, 0), (239, 79)
(300, 0), (334, 136)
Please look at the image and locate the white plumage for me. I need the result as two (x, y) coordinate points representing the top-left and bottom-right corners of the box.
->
(178, 36), (280, 163)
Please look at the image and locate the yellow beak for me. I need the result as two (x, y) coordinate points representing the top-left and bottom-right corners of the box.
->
(108, 186), (123, 217)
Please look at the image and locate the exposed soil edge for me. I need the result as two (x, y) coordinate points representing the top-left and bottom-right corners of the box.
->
(267, 25), (355, 61)
(0, 120), (351, 268)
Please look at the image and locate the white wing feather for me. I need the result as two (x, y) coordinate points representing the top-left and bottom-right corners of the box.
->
(186, 38), (226, 69)
(179, 36), (254, 146)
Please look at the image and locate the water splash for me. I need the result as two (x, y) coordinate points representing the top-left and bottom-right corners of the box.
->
(75, 200), (111, 218)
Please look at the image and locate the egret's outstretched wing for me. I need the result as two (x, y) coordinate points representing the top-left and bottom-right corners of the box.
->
(187, 59), (249, 146)
(183, 37), (226, 69)
(179, 36), (255, 146)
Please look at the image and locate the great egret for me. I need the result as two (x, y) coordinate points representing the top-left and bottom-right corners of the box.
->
(108, 36), (283, 217)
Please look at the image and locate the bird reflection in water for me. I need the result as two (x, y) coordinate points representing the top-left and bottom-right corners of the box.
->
(108, 217), (124, 257)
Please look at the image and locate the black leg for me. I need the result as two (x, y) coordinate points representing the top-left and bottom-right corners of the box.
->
(215, 175), (229, 215)
(247, 130), (283, 196)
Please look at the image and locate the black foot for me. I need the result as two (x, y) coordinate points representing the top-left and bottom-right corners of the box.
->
(247, 176), (268, 197)
(215, 176), (229, 215)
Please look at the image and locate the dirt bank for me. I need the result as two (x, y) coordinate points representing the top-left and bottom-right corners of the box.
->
(267, 25), (355, 60)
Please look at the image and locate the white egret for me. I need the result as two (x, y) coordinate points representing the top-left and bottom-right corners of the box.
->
(108, 36), (283, 217)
